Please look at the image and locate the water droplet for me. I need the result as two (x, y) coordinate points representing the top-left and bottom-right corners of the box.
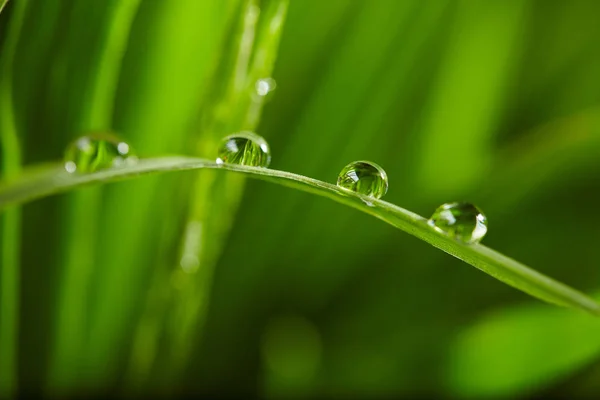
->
(216, 131), (271, 167)
(336, 161), (388, 200)
(64, 133), (137, 173)
(428, 202), (488, 244)
(255, 77), (277, 97)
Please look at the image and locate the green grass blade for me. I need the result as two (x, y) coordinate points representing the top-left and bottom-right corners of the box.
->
(0, 209), (20, 397)
(45, 0), (142, 394)
(154, 0), (289, 389)
(482, 107), (600, 213)
(413, 0), (528, 197)
(0, 0), (26, 396)
(119, 1), (289, 391)
(83, 1), (235, 387)
(1, 156), (599, 316)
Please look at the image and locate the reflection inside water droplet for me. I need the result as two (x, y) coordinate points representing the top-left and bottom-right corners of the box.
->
(336, 160), (388, 200)
(64, 132), (137, 174)
(428, 202), (488, 244)
(216, 131), (271, 167)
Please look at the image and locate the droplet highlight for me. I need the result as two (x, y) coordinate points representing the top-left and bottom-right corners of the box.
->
(64, 133), (137, 174)
(336, 161), (388, 200)
(255, 77), (277, 97)
(216, 131), (271, 168)
(428, 202), (488, 244)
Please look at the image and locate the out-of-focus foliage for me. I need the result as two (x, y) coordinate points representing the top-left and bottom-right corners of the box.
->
(1, 0), (600, 398)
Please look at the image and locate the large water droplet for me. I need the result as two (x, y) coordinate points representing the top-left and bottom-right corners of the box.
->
(64, 133), (137, 173)
(255, 77), (277, 97)
(336, 161), (388, 200)
(216, 131), (271, 167)
(428, 202), (488, 244)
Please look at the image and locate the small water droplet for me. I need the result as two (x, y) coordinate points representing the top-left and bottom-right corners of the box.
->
(255, 77), (277, 97)
(216, 131), (271, 167)
(336, 161), (388, 200)
(428, 202), (488, 244)
(64, 133), (137, 173)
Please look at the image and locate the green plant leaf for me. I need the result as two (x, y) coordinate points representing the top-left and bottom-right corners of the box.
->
(446, 295), (600, 397)
(1, 156), (599, 316)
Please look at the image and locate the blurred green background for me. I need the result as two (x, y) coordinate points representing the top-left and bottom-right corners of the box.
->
(2, 0), (600, 398)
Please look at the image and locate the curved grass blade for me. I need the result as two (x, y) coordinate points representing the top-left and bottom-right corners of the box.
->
(0, 156), (599, 316)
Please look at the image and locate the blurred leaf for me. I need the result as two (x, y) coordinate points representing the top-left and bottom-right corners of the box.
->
(413, 0), (529, 197)
(82, 0), (236, 389)
(33, 1), (144, 394)
(482, 107), (600, 214)
(157, 0), (289, 389)
(446, 297), (600, 398)
(0, 0), (26, 396)
(261, 314), (322, 397)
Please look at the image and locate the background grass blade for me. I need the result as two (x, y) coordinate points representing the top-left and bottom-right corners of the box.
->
(124, 0), (260, 387)
(150, 0), (289, 391)
(45, 0), (142, 394)
(0, 0), (26, 397)
(0, 157), (599, 317)
(482, 107), (600, 214)
(412, 0), (529, 197)
(82, 0), (237, 390)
